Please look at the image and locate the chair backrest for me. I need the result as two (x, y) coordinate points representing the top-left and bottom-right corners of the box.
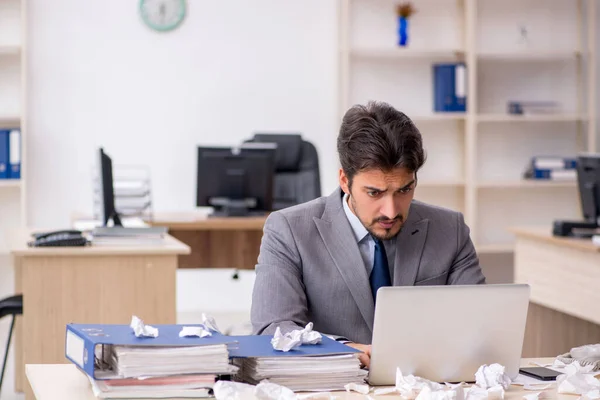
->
(245, 133), (321, 210)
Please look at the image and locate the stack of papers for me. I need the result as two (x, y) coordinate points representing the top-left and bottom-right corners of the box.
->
(109, 344), (236, 378)
(66, 322), (239, 399)
(228, 334), (367, 392)
(91, 226), (167, 246)
(89, 344), (238, 398)
(89, 374), (216, 399)
(234, 353), (367, 391)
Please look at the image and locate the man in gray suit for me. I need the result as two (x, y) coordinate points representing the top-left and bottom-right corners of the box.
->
(251, 101), (486, 367)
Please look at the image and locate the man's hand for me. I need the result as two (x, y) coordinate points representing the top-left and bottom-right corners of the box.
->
(346, 343), (372, 368)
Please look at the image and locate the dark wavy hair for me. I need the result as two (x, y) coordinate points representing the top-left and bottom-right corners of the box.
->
(337, 101), (426, 186)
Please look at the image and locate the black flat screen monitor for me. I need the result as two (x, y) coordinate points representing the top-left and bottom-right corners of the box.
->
(98, 148), (123, 227)
(577, 153), (600, 225)
(196, 145), (276, 216)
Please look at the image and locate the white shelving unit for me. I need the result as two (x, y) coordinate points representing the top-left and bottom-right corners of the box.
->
(338, 0), (597, 254)
(0, 0), (27, 255)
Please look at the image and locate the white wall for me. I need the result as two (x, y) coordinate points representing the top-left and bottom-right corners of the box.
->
(26, 0), (339, 228)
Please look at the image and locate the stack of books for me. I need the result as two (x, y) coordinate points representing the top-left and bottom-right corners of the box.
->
(66, 323), (238, 399)
(229, 335), (367, 392)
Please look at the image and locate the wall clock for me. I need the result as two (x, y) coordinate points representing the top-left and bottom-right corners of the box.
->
(140, 0), (186, 32)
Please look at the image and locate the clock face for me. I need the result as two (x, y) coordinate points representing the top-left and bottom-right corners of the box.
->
(140, 0), (186, 32)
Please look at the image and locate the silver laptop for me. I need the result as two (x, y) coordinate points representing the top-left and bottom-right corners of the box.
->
(368, 284), (530, 385)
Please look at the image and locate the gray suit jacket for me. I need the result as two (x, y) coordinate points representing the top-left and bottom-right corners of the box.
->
(251, 187), (486, 344)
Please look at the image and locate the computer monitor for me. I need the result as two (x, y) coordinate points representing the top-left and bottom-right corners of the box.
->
(196, 145), (276, 217)
(553, 153), (600, 237)
(577, 153), (600, 225)
(98, 148), (123, 227)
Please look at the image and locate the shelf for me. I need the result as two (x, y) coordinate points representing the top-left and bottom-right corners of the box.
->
(477, 50), (582, 61)
(476, 243), (514, 254)
(411, 113), (466, 122)
(0, 46), (21, 56)
(476, 180), (577, 189)
(349, 48), (465, 60)
(0, 180), (21, 188)
(477, 114), (586, 123)
(418, 180), (465, 188)
(0, 116), (20, 127)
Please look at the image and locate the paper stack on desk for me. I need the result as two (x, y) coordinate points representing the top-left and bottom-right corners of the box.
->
(65, 320), (239, 399)
(235, 353), (367, 391)
(108, 343), (234, 378)
(90, 226), (168, 246)
(229, 335), (367, 391)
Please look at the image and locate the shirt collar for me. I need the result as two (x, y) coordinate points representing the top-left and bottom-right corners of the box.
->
(342, 192), (370, 243)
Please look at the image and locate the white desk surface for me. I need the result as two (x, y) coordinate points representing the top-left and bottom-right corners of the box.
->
(25, 359), (580, 400)
(9, 229), (191, 256)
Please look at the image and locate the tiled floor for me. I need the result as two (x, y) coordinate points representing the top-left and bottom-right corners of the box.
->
(0, 259), (253, 400)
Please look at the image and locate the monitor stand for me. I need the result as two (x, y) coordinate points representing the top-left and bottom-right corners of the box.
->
(105, 211), (123, 227)
(552, 220), (599, 238)
(209, 198), (265, 217)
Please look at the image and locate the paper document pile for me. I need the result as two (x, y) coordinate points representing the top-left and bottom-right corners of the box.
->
(90, 226), (167, 245)
(107, 343), (235, 378)
(66, 318), (238, 399)
(90, 374), (218, 399)
(90, 344), (236, 398)
(228, 333), (366, 392)
(235, 353), (368, 391)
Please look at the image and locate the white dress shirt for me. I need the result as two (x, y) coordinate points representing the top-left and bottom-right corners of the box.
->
(342, 193), (396, 281)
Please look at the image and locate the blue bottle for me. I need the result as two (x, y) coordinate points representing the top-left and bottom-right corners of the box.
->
(398, 16), (409, 46)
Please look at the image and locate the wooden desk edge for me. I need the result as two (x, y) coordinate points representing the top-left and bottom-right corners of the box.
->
(25, 358), (560, 400)
(509, 226), (600, 253)
(146, 216), (268, 231)
(9, 234), (191, 257)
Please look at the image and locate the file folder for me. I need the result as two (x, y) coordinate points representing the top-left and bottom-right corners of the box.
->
(8, 129), (20, 179)
(0, 130), (8, 179)
(433, 63), (467, 112)
(66, 323), (237, 379)
(227, 334), (360, 358)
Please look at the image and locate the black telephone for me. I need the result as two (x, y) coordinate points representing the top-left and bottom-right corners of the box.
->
(28, 230), (90, 247)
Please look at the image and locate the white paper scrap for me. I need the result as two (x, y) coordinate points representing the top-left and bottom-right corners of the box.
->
(271, 323), (323, 352)
(129, 315), (158, 338)
(523, 392), (549, 400)
(344, 382), (370, 394)
(201, 313), (222, 333)
(178, 326), (211, 338)
(475, 364), (512, 390)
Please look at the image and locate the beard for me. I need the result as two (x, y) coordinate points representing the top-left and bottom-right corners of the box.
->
(349, 195), (404, 241)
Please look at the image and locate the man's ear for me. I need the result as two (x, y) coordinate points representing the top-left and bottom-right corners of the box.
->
(339, 168), (350, 194)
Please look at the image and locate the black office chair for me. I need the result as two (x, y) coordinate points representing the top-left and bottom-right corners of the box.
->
(0, 294), (23, 394)
(245, 133), (321, 210)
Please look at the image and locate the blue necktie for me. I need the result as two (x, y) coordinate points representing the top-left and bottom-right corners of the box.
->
(370, 237), (391, 302)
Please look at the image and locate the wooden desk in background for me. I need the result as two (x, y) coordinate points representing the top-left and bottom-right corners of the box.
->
(146, 213), (267, 270)
(511, 226), (600, 358)
(9, 231), (190, 399)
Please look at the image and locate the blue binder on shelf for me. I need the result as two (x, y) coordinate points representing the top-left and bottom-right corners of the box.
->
(227, 334), (360, 358)
(8, 129), (20, 179)
(65, 323), (238, 380)
(530, 156), (577, 170)
(0, 130), (9, 179)
(433, 63), (467, 112)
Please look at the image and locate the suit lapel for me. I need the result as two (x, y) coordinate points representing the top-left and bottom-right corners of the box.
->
(393, 209), (429, 286)
(314, 188), (375, 332)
